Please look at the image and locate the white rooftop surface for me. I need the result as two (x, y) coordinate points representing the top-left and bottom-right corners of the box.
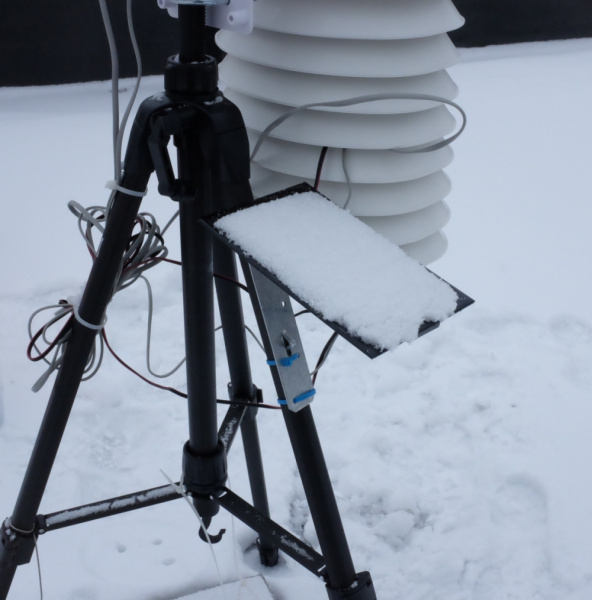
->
(172, 576), (273, 600)
(215, 190), (458, 351)
(1, 38), (592, 600)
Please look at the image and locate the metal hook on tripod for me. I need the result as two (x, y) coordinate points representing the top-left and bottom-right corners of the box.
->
(198, 517), (226, 544)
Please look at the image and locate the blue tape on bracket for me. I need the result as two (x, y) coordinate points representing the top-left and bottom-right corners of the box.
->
(277, 389), (316, 407)
(280, 353), (300, 367)
(267, 354), (301, 368)
(294, 389), (316, 404)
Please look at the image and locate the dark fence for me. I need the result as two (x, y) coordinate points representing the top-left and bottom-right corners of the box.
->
(1, 0), (591, 87)
(450, 0), (592, 47)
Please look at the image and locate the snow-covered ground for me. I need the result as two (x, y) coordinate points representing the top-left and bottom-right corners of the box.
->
(1, 38), (592, 600)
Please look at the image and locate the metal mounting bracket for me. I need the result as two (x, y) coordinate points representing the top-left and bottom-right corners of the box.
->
(248, 265), (315, 413)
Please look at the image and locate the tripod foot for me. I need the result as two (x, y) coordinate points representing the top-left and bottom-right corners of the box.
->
(256, 537), (279, 567)
(326, 572), (376, 600)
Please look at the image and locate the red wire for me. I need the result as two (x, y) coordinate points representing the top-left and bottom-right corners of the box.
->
(314, 146), (329, 190)
(27, 314), (74, 362)
(102, 329), (188, 398)
(101, 330), (280, 409)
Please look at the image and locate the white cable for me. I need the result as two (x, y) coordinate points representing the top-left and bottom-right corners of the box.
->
(113, 0), (143, 183)
(30, 2), (157, 392)
(341, 148), (352, 210)
(140, 275), (186, 379)
(98, 0), (144, 213)
(29, 201), (166, 391)
(97, 0), (120, 181)
(28, 303), (105, 393)
(250, 92), (467, 162)
(34, 540), (44, 600)
(67, 202), (169, 290)
(161, 209), (180, 236)
(244, 326), (265, 353)
(161, 471), (229, 600)
(68, 201), (107, 235)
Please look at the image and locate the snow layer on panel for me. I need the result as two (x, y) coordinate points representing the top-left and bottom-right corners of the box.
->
(215, 191), (458, 350)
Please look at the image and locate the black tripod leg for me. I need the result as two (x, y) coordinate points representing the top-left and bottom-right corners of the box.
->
(0, 175), (149, 599)
(213, 240), (278, 566)
(282, 406), (356, 589)
(241, 261), (376, 599)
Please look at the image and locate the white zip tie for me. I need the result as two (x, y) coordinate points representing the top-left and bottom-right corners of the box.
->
(73, 305), (107, 331)
(105, 180), (148, 198)
(6, 519), (34, 535)
(7, 520), (44, 600)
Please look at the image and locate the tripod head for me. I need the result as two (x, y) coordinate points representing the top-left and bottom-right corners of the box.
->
(159, 0), (252, 94)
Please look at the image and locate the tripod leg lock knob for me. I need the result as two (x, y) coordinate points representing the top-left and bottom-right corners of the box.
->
(326, 572), (377, 600)
(182, 440), (228, 499)
(0, 518), (36, 570)
(228, 383), (263, 420)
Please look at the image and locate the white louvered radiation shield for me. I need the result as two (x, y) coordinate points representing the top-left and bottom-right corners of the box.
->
(217, 0), (464, 264)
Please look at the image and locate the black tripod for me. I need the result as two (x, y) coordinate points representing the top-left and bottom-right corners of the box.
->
(0, 5), (375, 599)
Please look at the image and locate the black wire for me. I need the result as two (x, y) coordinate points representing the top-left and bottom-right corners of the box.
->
(314, 146), (329, 190)
(213, 272), (250, 293)
(312, 331), (339, 385)
(102, 330), (280, 409)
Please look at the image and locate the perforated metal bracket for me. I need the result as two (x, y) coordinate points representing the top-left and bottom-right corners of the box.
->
(248, 266), (315, 413)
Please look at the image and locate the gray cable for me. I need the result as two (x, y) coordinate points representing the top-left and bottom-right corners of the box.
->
(30, 2), (166, 392)
(29, 201), (168, 391)
(99, 0), (143, 215)
(245, 325), (266, 353)
(28, 303), (105, 393)
(162, 209), (180, 236)
(97, 0), (119, 181)
(114, 0), (143, 186)
(250, 92), (467, 162)
(341, 148), (353, 210)
(141, 275), (186, 379)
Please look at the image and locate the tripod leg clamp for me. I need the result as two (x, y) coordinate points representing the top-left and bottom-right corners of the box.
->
(228, 383), (263, 421)
(182, 440), (228, 500)
(0, 519), (36, 570)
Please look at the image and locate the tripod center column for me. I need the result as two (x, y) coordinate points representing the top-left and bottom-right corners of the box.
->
(172, 2), (227, 523)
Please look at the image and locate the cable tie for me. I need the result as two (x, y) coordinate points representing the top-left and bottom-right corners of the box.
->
(277, 390), (316, 407)
(294, 389), (316, 404)
(73, 305), (107, 331)
(280, 353), (300, 367)
(105, 180), (148, 198)
(6, 519), (35, 536)
(266, 359), (277, 366)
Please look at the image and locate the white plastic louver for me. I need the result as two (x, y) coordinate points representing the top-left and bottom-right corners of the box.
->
(217, 0), (464, 264)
